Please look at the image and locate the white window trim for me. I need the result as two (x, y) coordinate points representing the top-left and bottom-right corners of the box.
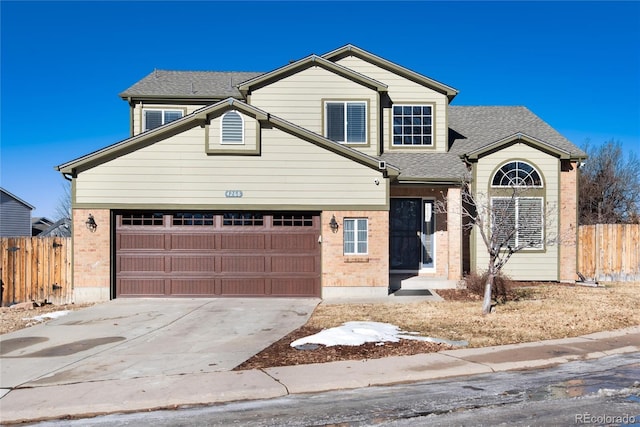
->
(220, 111), (245, 145)
(343, 217), (369, 255)
(491, 196), (545, 250)
(324, 101), (367, 144)
(491, 161), (544, 188)
(142, 108), (183, 132)
(392, 104), (434, 146)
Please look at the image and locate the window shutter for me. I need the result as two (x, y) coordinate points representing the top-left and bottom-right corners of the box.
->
(221, 111), (243, 144)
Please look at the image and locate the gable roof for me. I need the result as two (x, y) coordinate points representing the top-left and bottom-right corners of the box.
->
(237, 54), (388, 96)
(322, 44), (459, 101)
(448, 106), (587, 160)
(0, 187), (35, 210)
(119, 70), (264, 101)
(56, 98), (399, 178)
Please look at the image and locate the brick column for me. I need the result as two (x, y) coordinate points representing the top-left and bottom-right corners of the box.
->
(559, 161), (578, 281)
(447, 187), (463, 280)
(72, 208), (111, 302)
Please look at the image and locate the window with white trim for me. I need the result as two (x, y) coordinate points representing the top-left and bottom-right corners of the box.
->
(392, 105), (433, 146)
(491, 197), (544, 249)
(343, 218), (368, 255)
(492, 161), (543, 187)
(325, 101), (366, 144)
(143, 109), (183, 131)
(221, 111), (244, 144)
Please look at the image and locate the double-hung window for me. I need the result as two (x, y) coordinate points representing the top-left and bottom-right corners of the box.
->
(325, 101), (366, 144)
(344, 218), (368, 255)
(392, 105), (433, 146)
(143, 109), (183, 131)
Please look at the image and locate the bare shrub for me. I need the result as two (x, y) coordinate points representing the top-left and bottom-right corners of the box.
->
(462, 271), (513, 303)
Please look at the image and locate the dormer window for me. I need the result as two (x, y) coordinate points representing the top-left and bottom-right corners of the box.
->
(392, 105), (433, 146)
(221, 111), (244, 144)
(143, 109), (182, 131)
(325, 101), (367, 144)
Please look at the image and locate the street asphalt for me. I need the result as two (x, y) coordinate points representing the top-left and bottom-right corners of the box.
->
(0, 297), (638, 424)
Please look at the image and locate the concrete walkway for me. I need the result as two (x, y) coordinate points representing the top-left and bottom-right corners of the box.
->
(0, 300), (638, 424)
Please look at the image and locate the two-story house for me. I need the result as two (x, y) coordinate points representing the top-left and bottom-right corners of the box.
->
(56, 45), (586, 302)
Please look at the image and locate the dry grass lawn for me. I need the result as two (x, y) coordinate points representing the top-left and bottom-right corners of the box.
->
(307, 282), (640, 348)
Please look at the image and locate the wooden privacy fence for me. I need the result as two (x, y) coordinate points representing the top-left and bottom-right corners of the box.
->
(0, 237), (72, 306)
(578, 224), (640, 281)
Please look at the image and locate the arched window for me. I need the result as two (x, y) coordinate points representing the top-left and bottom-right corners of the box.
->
(490, 161), (544, 250)
(221, 111), (244, 144)
(492, 161), (543, 187)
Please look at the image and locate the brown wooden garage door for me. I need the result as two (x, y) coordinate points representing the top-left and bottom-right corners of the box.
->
(115, 212), (321, 297)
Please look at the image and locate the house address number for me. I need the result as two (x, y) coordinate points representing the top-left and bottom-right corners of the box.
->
(225, 190), (243, 198)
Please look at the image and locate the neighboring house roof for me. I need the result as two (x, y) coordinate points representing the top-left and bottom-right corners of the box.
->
(322, 44), (459, 101)
(380, 153), (468, 183)
(31, 217), (54, 235)
(56, 98), (399, 178)
(237, 54), (388, 96)
(119, 70), (264, 100)
(0, 187), (35, 210)
(39, 217), (72, 237)
(448, 106), (587, 160)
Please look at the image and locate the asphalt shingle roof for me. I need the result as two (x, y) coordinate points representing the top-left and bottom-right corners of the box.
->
(380, 152), (467, 181)
(448, 106), (587, 158)
(119, 70), (264, 99)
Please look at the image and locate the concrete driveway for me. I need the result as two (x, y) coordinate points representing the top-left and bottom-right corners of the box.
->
(0, 298), (319, 390)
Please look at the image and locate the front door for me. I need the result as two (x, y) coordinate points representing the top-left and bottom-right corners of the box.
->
(390, 198), (435, 271)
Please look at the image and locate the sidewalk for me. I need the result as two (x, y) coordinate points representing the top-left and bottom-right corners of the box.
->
(1, 325), (638, 424)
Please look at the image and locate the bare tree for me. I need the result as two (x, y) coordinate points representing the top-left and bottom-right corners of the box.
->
(438, 180), (561, 315)
(54, 180), (71, 221)
(579, 140), (640, 224)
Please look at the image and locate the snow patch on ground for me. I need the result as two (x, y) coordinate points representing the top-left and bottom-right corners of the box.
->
(23, 310), (71, 323)
(290, 321), (468, 348)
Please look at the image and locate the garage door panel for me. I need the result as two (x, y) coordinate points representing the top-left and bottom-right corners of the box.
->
(271, 256), (318, 273)
(221, 256), (265, 273)
(220, 278), (266, 295)
(119, 234), (165, 250)
(271, 234), (317, 251)
(170, 234), (216, 250)
(118, 279), (166, 296)
(118, 256), (165, 273)
(170, 279), (216, 295)
(171, 256), (216, 272)
(116, 213), (320, 297)
(271, 278), (318, 296)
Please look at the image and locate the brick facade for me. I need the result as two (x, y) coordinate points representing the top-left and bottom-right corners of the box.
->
(559, 161), (579, 281)
(72, 208), (111, 302)
(320, 210), (389, 295)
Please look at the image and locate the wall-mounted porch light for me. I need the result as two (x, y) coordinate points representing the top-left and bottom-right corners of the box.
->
(86, 214), (98, 232)
(329, 214), (339, 233)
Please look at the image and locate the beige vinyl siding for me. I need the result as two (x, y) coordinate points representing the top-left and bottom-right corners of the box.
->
(132, 104), (207, 136)
(74, 125), (387, 208)
(474, 143), (560, 281)
(249, 66), (379, 157)
(334, 56), (449, 153)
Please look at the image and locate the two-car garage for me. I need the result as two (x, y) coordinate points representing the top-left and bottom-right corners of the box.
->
(114, 212), (322, 297)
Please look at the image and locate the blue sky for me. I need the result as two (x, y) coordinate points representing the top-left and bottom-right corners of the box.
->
(1, 1), (639, 219)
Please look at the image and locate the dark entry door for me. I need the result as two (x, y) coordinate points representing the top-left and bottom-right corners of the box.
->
(390, 198), (422, 270)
